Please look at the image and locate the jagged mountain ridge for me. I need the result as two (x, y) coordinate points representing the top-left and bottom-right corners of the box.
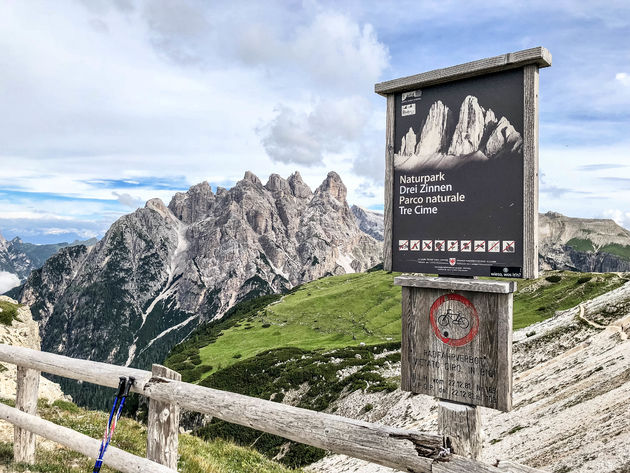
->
(11, 171), (381, 377)
(0, 234), (97, 282)
(350, 205), (384, 242)
(395, 95), (522, 171)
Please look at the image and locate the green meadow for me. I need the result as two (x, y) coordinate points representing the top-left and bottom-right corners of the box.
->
(166, 270), (628, 383)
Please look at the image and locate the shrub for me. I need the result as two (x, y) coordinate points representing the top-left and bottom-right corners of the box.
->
(545, 275), (562, 283)
(577, 276), (592, 284)
(0, 301), (20, 326)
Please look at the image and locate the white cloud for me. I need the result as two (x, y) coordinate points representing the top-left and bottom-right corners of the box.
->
(259, 97), (373, 166)
(616, 72), (630, 86)
(113, 192), (144, 208)
(604, 209), (630, 230)
(0, 272), (20, 294)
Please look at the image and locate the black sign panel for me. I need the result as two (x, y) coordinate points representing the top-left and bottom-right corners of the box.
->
(392, 69), (525, 277)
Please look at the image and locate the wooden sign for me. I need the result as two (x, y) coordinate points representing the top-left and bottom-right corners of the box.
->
(395, 276), (515, 411)
(376, 47), (551, 279)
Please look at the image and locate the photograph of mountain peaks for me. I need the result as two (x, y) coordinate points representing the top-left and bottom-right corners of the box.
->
(394, 72), (524, 171)
(0, 1), (629, 473)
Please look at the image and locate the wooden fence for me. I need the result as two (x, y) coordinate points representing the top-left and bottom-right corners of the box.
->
(0, 343), (520, 473)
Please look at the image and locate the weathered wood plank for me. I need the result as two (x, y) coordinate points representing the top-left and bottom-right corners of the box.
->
(147, 364), (180, 469)
(438, 401), (481, 460)
(0, 402), (175, 473)
(0, 344), (504, 473)
(522, 64), (540, 279)
(383, 94), (395, 271)
(375, 47), (551, 95)
(14, 366), (39, 463)
(394, 276), (517, 294)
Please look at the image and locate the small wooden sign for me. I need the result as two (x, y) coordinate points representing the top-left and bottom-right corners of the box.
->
(395, 276), (515, 411)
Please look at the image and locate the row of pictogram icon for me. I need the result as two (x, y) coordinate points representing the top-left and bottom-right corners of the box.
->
(398, 240), (515, 253)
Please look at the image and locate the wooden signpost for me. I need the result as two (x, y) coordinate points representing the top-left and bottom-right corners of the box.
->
(376, 47), (551, 460)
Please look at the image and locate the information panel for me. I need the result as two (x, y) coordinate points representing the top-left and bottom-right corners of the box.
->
(391, 69), (526, 277)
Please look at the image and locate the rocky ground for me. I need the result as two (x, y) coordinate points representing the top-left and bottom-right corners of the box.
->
(307, 280), (630, 473)
(0, 296), (68, 453)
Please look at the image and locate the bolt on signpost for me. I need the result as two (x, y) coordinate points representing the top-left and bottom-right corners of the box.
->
(375, 47), (551, 460)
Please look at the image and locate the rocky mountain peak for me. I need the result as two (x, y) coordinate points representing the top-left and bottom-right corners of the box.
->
(401, 127), (417, 156)
(168, 181), (215, 224)
(416, 100), (450, 156)
(485, 116), (522, 157)
(448, 95), (487, 156)
(145, 198), (170, 218)
(0, 232), (6, 246)
(265, 174), (291, 194)
(243, 170), (262, 186)
(316, 171), (347, 202)
(287, 171), (312, 199)
(216, 186), (228, 196)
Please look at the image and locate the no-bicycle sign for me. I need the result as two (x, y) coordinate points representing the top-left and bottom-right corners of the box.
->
(395, 276), (515, 412)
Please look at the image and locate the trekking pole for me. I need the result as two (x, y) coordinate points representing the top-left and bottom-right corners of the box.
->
(93, 377), (126, 473)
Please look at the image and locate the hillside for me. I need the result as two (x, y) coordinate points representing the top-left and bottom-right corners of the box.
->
(163, 269), (628, 468)
(539, 211), (630, 272)
(164, 269), (630, 472)
(0, 398), (299, 473)
(308, 278), (630, 473)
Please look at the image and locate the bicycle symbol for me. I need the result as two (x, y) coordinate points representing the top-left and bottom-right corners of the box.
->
(437, 308), (470, 329)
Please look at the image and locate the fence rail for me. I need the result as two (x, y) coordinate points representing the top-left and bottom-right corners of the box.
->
(0, 343), (506, 473)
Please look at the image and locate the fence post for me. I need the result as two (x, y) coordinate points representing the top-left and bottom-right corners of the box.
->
(147, 364), (180, 469)
(14, 366), (39, 463)
(438, 400), (482, 460)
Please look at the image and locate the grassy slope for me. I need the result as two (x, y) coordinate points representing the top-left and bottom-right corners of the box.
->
(166, 270), (628, 382)
(0, 399), (298, 473)
(510, 271), (627, 329)
(567, 237), (630, 260)
(197, 271), (401, 374)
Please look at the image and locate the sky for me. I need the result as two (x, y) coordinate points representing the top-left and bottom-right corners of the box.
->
(0, 0), (629, 244)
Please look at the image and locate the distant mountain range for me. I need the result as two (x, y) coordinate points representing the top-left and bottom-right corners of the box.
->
(395, 95), (522, 171)
(350, 205), (384, 242)
(539, 211), (630, 272)
(0, 234), (97, 281)
(9, 172), (381, 385)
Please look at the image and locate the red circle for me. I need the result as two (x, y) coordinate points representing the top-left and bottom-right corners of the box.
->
(429, 294), (479, 347)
